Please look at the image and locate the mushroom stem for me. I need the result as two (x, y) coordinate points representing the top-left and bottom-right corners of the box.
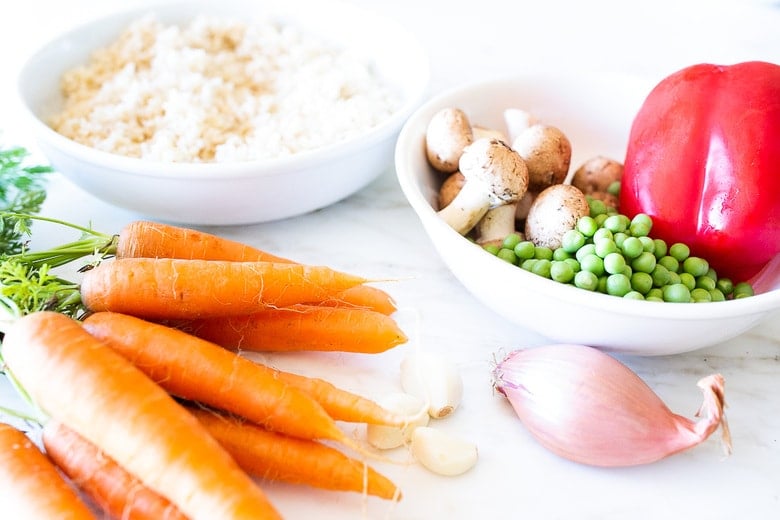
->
(437, 180), (495, 234)
(475, 203), (518, 245)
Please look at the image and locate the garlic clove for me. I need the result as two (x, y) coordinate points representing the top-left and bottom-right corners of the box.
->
(366, 392), (429, 450)
(410, 426), (478, 477)
(400, 351), (463, 419)
(493, 344), (731, 467)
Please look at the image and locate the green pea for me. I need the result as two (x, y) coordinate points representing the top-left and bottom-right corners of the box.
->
(667, 271), (681, 285)
(621, 236), (644, 259)
(551, 261), (575, 283)
(663, 283), (692, 303)
(733, 282), (755, 299)
(679, 272), (696, 291)
(593, 228), (613, 242)
(613, 232), (628, 249)
(521, 258), (537, 271)
(624, 291), (645, 300)
(646, 296), (665, 302)
(716, 278), (734, 295)
(496, 248), (518, 265)
(484, 244), (500, 255)
(603, 214), (627, 233)
(631, 251), (657, 274)
(669, 242), (690, 262)
(639, 236), (656, 253)
(565, 258), (581, 274)
(553, 248), (573, 261)
(606, 273), (632, 296)
(589, 198), (608, 217)
(534, 246), (554, 261)
(653, 239), (668, 258)
(575, 243), (597, 262)
(709, 289), (726, 302)
(629, 213), (653, 237)
(705, 267), (718, 281)
(691, 288), (712, 302)
(631, 272), (654, 295)
(531, 259), (552, 278)
(646, 288), (664, 300)
(561, 229), (586, 253)
(576, 216), (599, 237)
(621, 265), (633, 278)
(594, 238), (618, 258)
(594, 213), (609, 227)
(514, 240), (536, 260)
(502, 232), (523, 250)
(603, 252), (626, 274)
(651, 264), (671, 287)
(695, 276), (716, 291)
(607, 180), (621, 196)
(658, 255), (680, 273)
(597, 275), (609, 293)
(580, 254), (605, 276)
(574, 270), (599, 291)
(682, 256), (709, 278)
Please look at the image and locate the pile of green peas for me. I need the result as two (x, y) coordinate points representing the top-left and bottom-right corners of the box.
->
(484, 199), (755, 302)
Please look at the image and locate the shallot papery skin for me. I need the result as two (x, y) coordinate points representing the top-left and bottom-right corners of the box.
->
(492, 344), (731, 467)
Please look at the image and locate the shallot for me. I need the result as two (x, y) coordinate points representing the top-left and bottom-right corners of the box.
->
(492, 344), (731, 467)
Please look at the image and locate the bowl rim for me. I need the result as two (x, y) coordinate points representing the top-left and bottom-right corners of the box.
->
(395, 75), (780, 322)
(17, 0), (431, 180)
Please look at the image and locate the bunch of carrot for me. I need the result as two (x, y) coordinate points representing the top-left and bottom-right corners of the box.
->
(0, 221), (413, 519)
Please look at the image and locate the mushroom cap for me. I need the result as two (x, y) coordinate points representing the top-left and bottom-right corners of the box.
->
(458, 138), (529, 206)
(571, 156), (624, 194)
(511, 124), (572, 192)
(524, 184), (590, 250)
(438, 171), (466, 210)
(425, 108), (474, 173)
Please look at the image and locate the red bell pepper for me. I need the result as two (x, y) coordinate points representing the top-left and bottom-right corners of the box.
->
(619, 61), (780, 282)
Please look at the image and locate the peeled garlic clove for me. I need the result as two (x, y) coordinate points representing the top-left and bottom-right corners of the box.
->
(492, 344), (731, 467)
(400, 351), (463, 419)
(411, 426), (478, 476)
(366, 392), (429, 450)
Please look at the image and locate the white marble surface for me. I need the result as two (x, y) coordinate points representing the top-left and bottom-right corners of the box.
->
(2, 0), (779, 519)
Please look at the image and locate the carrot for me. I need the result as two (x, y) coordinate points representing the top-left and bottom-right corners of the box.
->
(174, 303), (407, 354)
(0, 422), (96, 519)
(42, 420), (186, 520)
(80, 257), (370, 320)
(189, 406), (401, 500)
(2, 311), (282, 520)
(272, 370), (409, 426)
(115, 220), (398, 315)
(82, 311), (357, 443)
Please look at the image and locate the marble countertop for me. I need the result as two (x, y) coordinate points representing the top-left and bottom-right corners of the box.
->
(1, 1), (779, 519)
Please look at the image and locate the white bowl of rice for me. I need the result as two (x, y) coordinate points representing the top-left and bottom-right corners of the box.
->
(17, 0), (429, 225)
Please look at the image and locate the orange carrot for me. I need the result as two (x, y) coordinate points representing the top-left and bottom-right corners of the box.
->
(115, 220), (398, 315)
(174, 303), (407, 354)
(0, 422), (96, 519)
(2, 311), (282, 520)
(80, 257), (369, 320)
(189, 406), (401, 500)
(272, 370), (409, 426)
(42, 420), (186, 520)
(82, 311), (357, 443)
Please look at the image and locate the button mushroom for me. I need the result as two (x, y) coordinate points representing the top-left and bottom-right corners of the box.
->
(425, 108), (474, 173)
(571, 156), (624, 210)
(438, 138), (529, 235)
(511, 124), (572, 192)
(524, 184), (590, 250)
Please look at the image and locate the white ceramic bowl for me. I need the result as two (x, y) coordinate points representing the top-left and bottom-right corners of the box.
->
(18, 0), (429, 225)
(395, 76), (780, 356)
